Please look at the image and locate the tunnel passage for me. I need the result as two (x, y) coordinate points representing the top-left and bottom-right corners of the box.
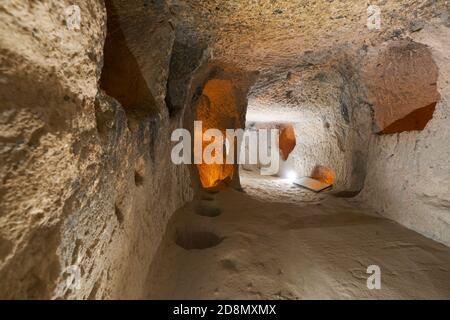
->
(195, 79), (240, 188)
(362, 40), (440, 134)
(240, 122), (296, 177)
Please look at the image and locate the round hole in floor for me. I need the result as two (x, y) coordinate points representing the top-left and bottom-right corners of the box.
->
(196, 204), (222, 217)
(175, 230), (223, 250)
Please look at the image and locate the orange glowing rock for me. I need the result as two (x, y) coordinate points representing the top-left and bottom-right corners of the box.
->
(311, 165), (336, 185)
(278, 124), (296, 161)
(195, 79), (240, 188)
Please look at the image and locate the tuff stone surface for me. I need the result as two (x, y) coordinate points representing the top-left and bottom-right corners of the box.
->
(361, 40), (440, 134)
(1, 0), (450, 300)
(0, 0), (193, 299)
(358, 24), (450, 246)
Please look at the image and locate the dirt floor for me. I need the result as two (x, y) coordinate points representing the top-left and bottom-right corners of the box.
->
(145, 171), (450, 299)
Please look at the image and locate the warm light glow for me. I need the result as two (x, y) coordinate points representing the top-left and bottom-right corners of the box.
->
(196, 79), (238, 188)
(311, 165), (336, 185)
(286, 170), (297, 182)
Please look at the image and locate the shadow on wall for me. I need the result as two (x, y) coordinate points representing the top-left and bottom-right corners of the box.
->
(99, 0), (158, 117)
(381, 102), (437, 134)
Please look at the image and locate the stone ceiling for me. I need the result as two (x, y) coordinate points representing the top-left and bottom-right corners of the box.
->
(167, 0), (448, 122)
(169, 0), (446, 73)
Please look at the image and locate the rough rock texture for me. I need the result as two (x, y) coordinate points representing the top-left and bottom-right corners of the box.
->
(170, 0), (447, 73)
(358, 23), (450, 246)
(100, 0), (175, 114)
(311, 165), (336, 185)
(246, 62), (373, 193)
(165, 29), (210, 117)
(194, 65), (257, 189)
(146, 184), (450, 299)
(0, 0), (193, 299)
(361, 40), (440, 134)
(1, 0), (450, 300)
(224, 2), (449, 245)
(196, 78), (238, 188)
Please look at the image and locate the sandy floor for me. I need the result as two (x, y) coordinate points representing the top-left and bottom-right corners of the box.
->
(145, 171), (450, 299)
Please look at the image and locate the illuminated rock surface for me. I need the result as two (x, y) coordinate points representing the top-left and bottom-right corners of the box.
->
(0, 0), (449, 299)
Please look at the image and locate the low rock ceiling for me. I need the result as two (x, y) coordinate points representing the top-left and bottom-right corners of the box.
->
(168, 0), (447, 121)
(170, 0), (445, 72)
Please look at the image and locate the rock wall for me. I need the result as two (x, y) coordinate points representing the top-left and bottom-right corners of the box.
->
(361, 40), (440, 134)
(288, 91), (372, 194)
(358, 23), (450, 246)
(244, 19), (450, 247)
(0, 0), (194, 299)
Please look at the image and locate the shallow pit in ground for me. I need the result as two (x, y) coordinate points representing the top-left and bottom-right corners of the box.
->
(196, 203), (222, 217)
(175, 229), (223, 250)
